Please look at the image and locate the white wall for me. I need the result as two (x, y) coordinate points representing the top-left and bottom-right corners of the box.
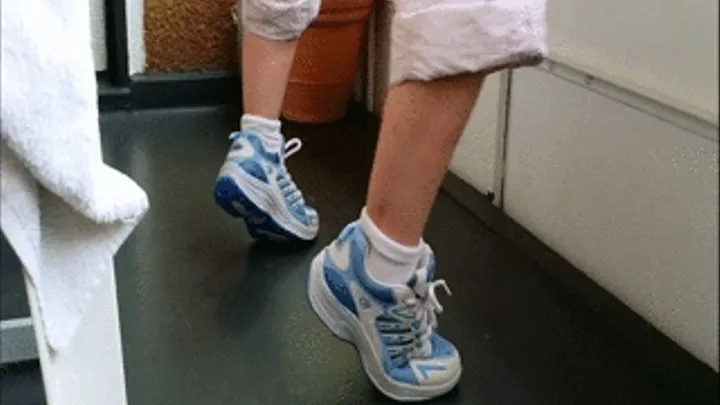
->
(90, 0), (108, 72)
(504, 69), (719, 370)
(547, 0), (718, 124)
(90, 0), (144, 74)
(126, 0), (146, 75)
(450, 76), (501, 194)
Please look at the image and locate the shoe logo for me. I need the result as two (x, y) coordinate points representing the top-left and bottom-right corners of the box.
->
(264, 163), (275, 176)
(228, 139), (254, 160)
(359, 297), (372, 310)
(348, 281), (382, 317)
(412, 361), (447, 382)
(327, 240), (350, 271)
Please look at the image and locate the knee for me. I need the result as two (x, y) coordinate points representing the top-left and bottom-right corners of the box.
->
(240, 0), (321, 41)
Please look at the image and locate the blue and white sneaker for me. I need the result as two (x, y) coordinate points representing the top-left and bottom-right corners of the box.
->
(213, 131), (319, 241)
(307, 223), (461, 401)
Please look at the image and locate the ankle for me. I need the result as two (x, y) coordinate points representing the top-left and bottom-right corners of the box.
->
(359, 208), (422, 285)
(241, 114), (283, 151)
(364, 205), (421, 247)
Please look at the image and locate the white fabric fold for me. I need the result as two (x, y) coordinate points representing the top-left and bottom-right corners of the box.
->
(390, 0), (548, 85)
(1, 0), (149, 351)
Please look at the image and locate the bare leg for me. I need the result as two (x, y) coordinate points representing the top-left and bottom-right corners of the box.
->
(241, 31), (298, 119)
(308, 72), (488, 401)
(307, 0), (546, 398)
(366, 73), (486, 246)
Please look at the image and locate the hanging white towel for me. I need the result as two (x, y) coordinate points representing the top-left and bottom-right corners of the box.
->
(1, 0), (149, 351)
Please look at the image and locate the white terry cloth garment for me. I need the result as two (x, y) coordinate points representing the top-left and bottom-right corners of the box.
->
(389, 0), (548, 85)
(235, 0), (546, 84)
(240, 0), (322, 41)
(1, 0), (149, 351)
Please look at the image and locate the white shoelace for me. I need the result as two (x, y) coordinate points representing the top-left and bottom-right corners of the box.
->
(277, 138), (305, 206)
(284, 138), (302, 158)
(228, 132), (308, 208)
(406, 279), (452, 358)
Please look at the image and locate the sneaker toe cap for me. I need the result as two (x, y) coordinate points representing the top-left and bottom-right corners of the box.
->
(409, 350), (461, 387)
(389, 336), (461, 388)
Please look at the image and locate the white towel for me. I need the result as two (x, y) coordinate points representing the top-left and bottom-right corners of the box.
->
(1, 0), (149, 351)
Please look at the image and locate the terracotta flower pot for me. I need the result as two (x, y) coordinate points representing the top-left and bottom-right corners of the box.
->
(282, 0), (375, 123)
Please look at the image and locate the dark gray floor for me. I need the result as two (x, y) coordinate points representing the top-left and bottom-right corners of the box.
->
(1, 236), (29, 320)
(0, 362), (45, 405)
(104, 106), (682, 405)
(1, 106), (691, 405)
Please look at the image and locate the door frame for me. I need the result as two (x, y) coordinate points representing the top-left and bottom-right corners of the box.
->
(102, 0), (131, 87)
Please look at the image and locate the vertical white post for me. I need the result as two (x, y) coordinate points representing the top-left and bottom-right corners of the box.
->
(492, 70), (513, 207)
(26, 269), (128, 405)
(89, 0), (107, 72)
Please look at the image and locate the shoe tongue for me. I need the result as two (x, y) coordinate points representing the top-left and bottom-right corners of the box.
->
(407, 245), (435, 293)
(407, 264), (431, 297)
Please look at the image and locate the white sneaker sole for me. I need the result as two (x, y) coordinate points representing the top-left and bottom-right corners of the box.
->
(307, 252), (462, 402)
(217, 162), (318, 241)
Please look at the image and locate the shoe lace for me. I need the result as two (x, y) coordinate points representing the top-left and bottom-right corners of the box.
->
(276, 138), (306, 207)
(383, 279), (452, 364)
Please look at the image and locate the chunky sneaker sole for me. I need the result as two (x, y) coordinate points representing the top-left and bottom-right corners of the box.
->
(307, 252), (462, 402)
(214, 166), (317, 241)
(214, 131), (318, 242)
(213, 176), (304, 241)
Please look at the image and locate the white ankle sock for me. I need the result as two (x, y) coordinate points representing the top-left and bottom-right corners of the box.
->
(240, 114), (283, 152)
(359, 208), (423, 285)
